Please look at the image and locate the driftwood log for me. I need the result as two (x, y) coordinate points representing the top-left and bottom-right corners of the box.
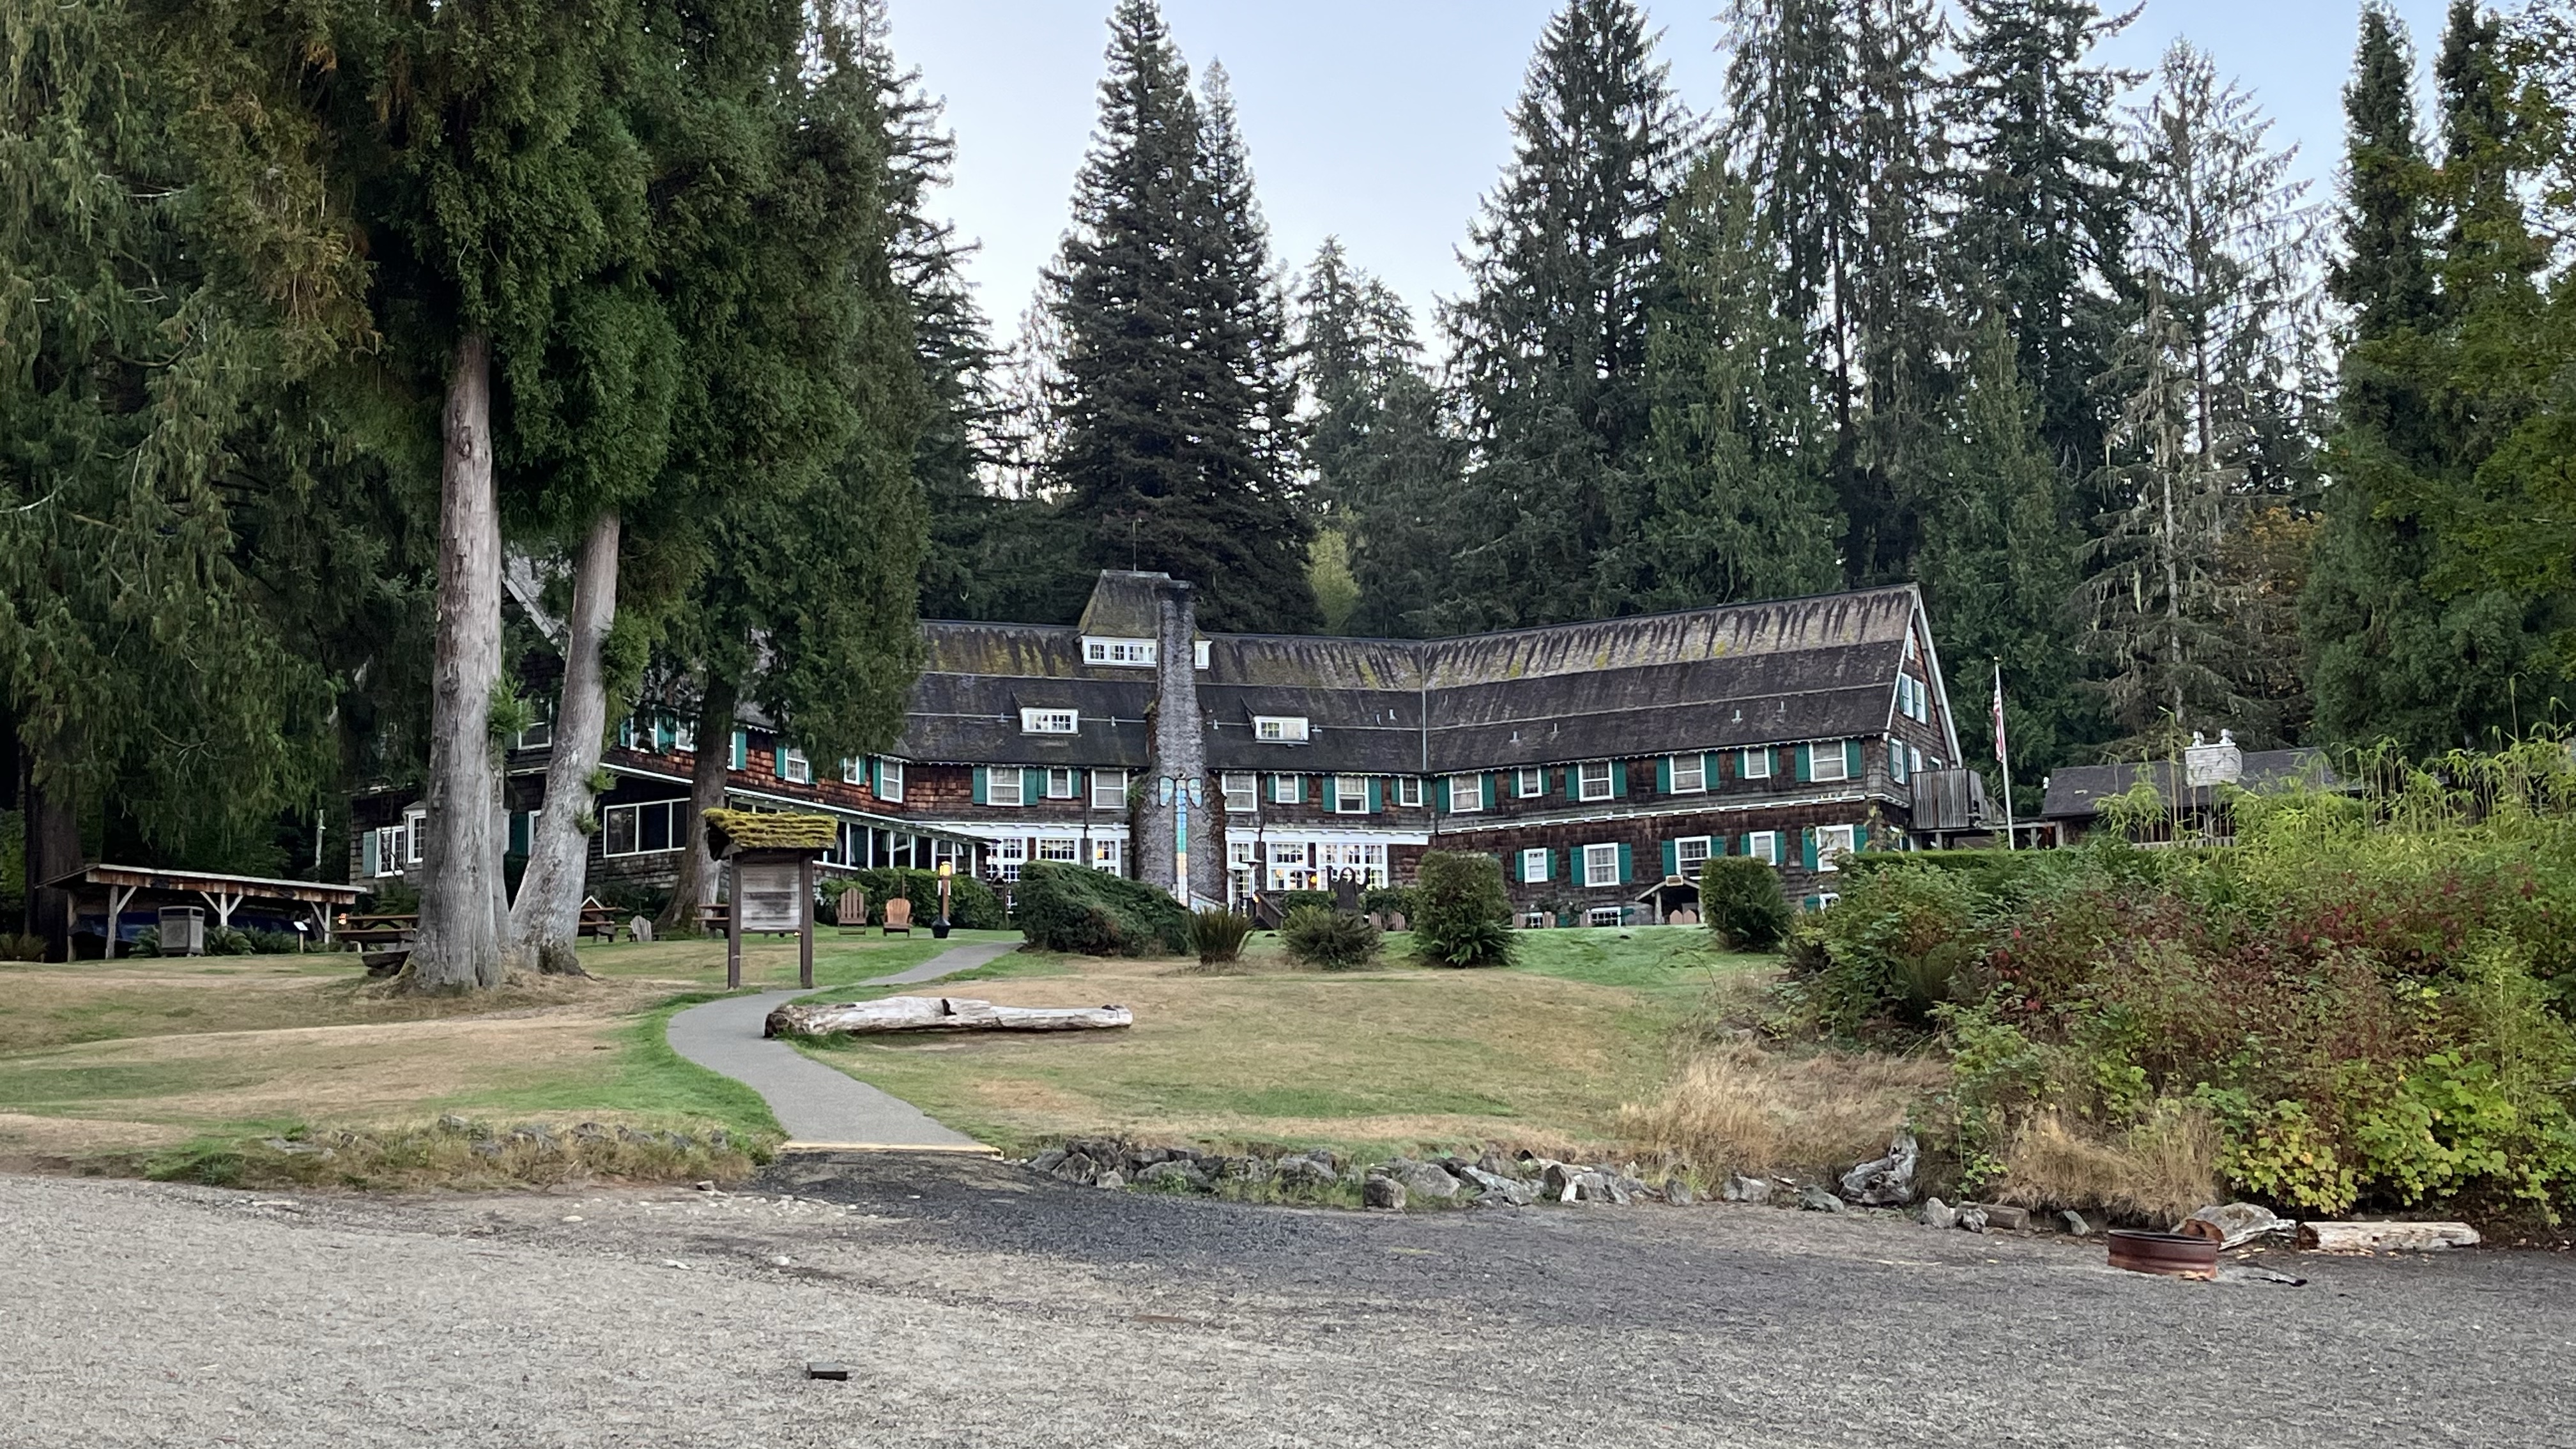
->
(2297, 1220), (2481, 1252)
(765, 995), (1132, 1038)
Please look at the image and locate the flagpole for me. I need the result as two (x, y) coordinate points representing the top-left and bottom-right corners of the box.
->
(1993, 659), (2017, 851)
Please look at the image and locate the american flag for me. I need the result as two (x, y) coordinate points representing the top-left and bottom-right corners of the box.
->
(1991, 666), (2009, 765)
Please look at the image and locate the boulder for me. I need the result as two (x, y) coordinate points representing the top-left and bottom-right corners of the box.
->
(2177, 1202), (2292, 1250)
(1797, 1184), (1844, 1213)
(1137, 1160), (1208, 1192)
(1273, 1156), (1338, 1192)
(1958, 1207), (1989, 1234)
(1975, 1204), (2030, 1232)
(2059, 1209), (2097, 1237)
(1457, 1166), (1535, 1206)
(1218, 1155), (1271, 1185)
(1381, 1158), (1464, 1202)
(1570, 1173), (1635, 1206)
(1837, 1131), (1920, 1206)
(1719, 1174), (1773, 1204)
(1094, 1169), (1126, 1190)
(1029, 1149), (1068, 1175)
(1052, 1151), (1100, 1186)
(1363, 1174), (1407, 1211)
(630, 916), (652, 943)
(1663, 1177), (1696, 1207)
(1920, 1197), (1958, 1230)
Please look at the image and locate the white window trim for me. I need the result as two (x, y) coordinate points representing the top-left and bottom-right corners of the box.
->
(1220, 772), (1255, 813)
(1045, 767), (1079, 800)
(841, 756), (863, 785)
(1515, 766), (1544, 798)
(1675, 836), (1712, 873)
(1021, 708), (1078, 735)
(1254, 715), (1310, 743)
(1811, 743), (1851, 784)
(1396, 776), (1423, 808)
(1271, 773), (1305, 805)
(1586, 906), (1625, 928)
(1521, 847), (1551, 882)
(1036, 838), (1080, 862)
(879, 758), (905, 803)
(1446, 773), (1484, 813)
(600, 800), (684, 858)
(780, 747), (812, 785)
(1334, 776), (1368, 813)
(402, 808), (426, 866)
(1668, 754), (1706, 794)
(1082, 636), (1157, 666)
(1577, 760), (1614, 802)
(986, 771), (1025, 808)
(1747, 830), (1780, 867)
(1582, 842), (1621, 889)
(1095, 769), (1131, 811)
(1816, 824), (1858, 872)
(1739, 748), (1772, 781)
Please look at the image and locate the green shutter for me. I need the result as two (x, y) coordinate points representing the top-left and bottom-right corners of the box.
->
(1802, 827), (1819, 870)
(1509, 850), (1524, 884)
(728, 730), (746, 770)
(1434, 776), (1450, 811)
(1024, 768), (1043, 803)
(1846, 739), (1864, 779)
(1564, 767), (1579, 802)
(1556, 848), (1568, 884)
(1705, 752), (1719, 789)
(1656, 756), (1672, 793)
(1612, 760), (1629, 797)
(1795, 744), (1811, 782)
(1660, 839), (1678, 878)
(1616, 841), (1634, 884)
(972, 767), (988, 804)
(1366, 778), (1383, 812)
(1716, 834), (1733, 858)
(361, 831), (380, 877)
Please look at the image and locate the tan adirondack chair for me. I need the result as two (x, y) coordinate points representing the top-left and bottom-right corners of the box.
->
(882, 897), (913, 935)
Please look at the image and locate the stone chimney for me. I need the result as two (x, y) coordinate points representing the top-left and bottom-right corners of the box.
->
(2183, 728), (2244, 787)
(1138, 577), (1220, 905)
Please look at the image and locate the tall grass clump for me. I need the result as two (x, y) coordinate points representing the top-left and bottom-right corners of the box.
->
(1795, 739), (2576, 1225)
(1281, 905), (1380, 970)
(1188, 908), (1254, 966)
(1414, 851), (1515, 967)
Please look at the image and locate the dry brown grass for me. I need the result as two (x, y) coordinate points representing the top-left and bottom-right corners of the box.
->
(1616, 1040), (1951, 1179)
(1991, 1109), (2218, 1225)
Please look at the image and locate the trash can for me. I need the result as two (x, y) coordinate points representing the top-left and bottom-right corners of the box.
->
(158, 906), (207, 956)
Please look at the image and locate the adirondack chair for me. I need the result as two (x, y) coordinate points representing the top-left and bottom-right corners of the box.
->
(833, 887), (868, 931)
(882, 896), (914, 935)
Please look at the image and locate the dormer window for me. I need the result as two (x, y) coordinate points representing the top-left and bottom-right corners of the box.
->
(1022, 708), (1080, 735)
(1254, 716), (1309, 743)
(1083, 637), (1156, 666)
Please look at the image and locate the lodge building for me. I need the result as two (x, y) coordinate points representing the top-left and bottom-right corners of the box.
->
(353, 571), (1977, 924)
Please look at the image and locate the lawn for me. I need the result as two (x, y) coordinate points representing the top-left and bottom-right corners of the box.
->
(0, 928), (1016, 1172)
(790, 924), (1770, 1160)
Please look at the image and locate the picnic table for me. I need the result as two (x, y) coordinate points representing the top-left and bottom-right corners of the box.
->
(335, 912), (417, 948)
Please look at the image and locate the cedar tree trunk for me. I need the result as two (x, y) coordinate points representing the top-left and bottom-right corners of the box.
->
(22, 735), (80, 962)
(411, 332), (508, 990)
(505, 509), (619, 976)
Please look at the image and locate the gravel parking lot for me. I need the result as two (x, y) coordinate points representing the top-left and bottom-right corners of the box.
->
(4, 1159), (2569, 1447)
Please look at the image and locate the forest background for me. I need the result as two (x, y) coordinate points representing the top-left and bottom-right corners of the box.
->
(6, 0), (2576, 962)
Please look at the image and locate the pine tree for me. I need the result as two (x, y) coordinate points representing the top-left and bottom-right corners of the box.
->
(1951, 0), (2138, 484)
(1919, 310), (2089, 799)
(1046, 2), (1316, 632)
(1294, 240), (1460, 635)
(1436, 0), (1692, 629)
(1625, 156), (1841, 607)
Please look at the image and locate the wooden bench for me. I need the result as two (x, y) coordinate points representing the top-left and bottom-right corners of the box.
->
(337, 912), (417, 949)
(578, 906), (624, 944)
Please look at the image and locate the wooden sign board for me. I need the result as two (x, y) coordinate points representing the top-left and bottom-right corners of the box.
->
(737, 861), (804, 934)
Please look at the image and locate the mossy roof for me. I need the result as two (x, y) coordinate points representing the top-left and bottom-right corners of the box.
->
(703, 808), (838, 854)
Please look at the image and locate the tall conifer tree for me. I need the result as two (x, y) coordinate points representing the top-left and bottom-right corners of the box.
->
(1046, 2), (1315, 632)
(1436, 0), (1691, 629)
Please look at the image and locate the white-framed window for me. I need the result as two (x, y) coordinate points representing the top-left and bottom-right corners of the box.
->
(1221, 772), (1255, 813)
(1447, 773), (1484, 813)
(1516, 766), (1544, 798)
(985, 770), (1025, 807)
(1319, 840), (1390, 887)
(1582, 842), (1621, 888)
(1195, 640), (1211, 669)
(1094, 769), (1130, 809)
(1036, 838), (1078, 862)
(1084, 636), (1156, 666)
(1335, 776), (1368, 813)
(1739, 747), (1772, 781)
(601, 799), (686, 857)
(1521, 847), (1551, 882)
(1811, 742), (1850, 783)
(367, 820), (409, 877)
(1092, 838), (1123, 871)
(1586, 906), (1626, 928)
(1255, 715), (1310, 743)
(1271, 773), (1305, 805)
(1910, 746), (1924, 776)
(992, 837), (1027, 881)
(1578, 760), (1614, 802)
(1021, 708), (1078, 735)
(841, 756), (864, 785)
(1747, 830), (1781, 866)
(1268, 839), (1314, 891)
(879, 758), (905, 803)
(1396, 776), (1423, 808)
(1669, 754), (1705, 793)
(1890, 739), (1909, 783)
(779, 748), (811, 785)
(403, 808), (425, 865)
(1675, 836), (1712, 873)
(514, 720), (553, 750)
(1045, 767), (1079, 800)
(1816, 823), (1858, 871)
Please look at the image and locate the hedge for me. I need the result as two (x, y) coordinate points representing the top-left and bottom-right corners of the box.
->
(1015, 861), (1190, 956)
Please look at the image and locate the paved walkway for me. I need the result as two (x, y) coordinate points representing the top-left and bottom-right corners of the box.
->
(664, 940), (1015, 1152)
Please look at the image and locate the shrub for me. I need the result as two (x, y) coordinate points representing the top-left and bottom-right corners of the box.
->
(1281, 904), (1380, 970)
(208, 928), (255, 956)
(1015, 862), (1189, 956)
(1414, 850), (1515, 967)
(1188, 908), (1254, 965)
(1271, 889), (1335, 918)
(1698, 856), (1791, 952)
(1361, 885), (1421, 922)
(829, 868), (1004, 930)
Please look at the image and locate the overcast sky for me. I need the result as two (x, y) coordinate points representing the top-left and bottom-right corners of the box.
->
(880, 1), (2459, 346)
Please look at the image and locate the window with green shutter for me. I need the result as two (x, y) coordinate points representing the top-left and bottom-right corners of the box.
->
(1845, 739), (1864, 779)
(1660, 839), (1678, 877)
(1611, 760), (1629, 796)
(1616, 841), (1634, 883)
(971, 767), (988, 804)
(729, 730), (747, 770)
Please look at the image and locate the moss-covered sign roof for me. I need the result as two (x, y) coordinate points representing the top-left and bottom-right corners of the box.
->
(703, 808), (838, 854)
